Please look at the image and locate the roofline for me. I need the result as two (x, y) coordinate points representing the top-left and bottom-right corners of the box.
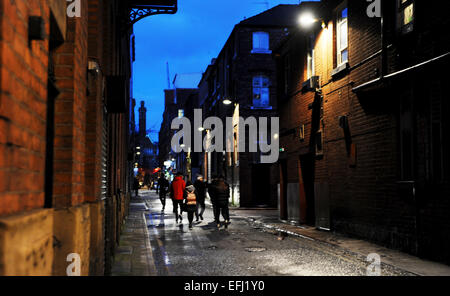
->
(198, 3), (314, 88)
(237, 4), (299, 26)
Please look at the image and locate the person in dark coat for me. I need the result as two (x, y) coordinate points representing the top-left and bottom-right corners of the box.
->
(157, 174), (169, 211)
(207, 175), (218, 222)
(210, 175), (230, 229)
(133, 177), (139, 197)
(194, 174), (207, 221)
(183, 181), (198, 229)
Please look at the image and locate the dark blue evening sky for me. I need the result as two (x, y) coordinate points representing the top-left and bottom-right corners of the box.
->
(132, 0), (313, 143)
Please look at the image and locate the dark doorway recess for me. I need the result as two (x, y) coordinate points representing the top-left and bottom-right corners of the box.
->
(299, 154), (315, 226)
(251, 164), (271, 207)
(279, 160), (288, 220)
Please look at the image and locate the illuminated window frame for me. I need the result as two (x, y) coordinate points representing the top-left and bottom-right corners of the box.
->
(398, 0), (415, 34)
(336, 2), (348, 66)
(307, 34), (316, 79)
(252, 75), (270, 109)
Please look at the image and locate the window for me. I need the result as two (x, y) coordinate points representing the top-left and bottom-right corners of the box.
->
(252, 32), (271, 54)
(299, 124), (305, 141)
(252, 76), (270, 108)
(307, 35), (316, 79)
(398, 0), (414, 34)
(178, 109), (184, 118)
(336, 4), (348, 65)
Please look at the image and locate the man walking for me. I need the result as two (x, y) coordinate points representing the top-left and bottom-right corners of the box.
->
(208, 176), (218, 223)
(170, 172), (186, 224)
(157, 174), (169, 211)
(133, 177), (139, 197)
(194, 174), (207, 221)
(210, 175), (230, 229)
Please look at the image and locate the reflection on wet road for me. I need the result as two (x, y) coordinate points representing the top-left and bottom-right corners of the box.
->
(142, 191), (410, 276)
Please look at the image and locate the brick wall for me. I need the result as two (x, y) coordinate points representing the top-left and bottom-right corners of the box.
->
(85, 0), (104, 202)
(52, 1), (89, 208)
(201, 25), (288, 207)
(1, 0), (134, 274)
(0, 0), (50, 215)
(277, 0), (450, 262)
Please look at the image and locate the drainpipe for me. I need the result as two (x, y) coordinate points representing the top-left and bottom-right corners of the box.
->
(380, 0), (387, 78)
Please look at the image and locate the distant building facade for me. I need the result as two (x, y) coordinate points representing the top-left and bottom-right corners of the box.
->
(159, 74), (200, 180)
(136, 101), (158, 173)
(197, 5), (303, 207)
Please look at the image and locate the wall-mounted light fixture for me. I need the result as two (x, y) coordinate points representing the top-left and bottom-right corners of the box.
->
(223, 99), (233, 105)
(298, 12), (327, 29)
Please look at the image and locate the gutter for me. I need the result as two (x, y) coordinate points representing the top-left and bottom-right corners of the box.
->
(352, 51), (450, 92)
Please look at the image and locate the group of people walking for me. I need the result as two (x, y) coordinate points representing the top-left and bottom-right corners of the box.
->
(157, 172), (230, 230)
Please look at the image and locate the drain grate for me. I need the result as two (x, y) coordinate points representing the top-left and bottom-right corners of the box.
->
(245, 247), (266, 252)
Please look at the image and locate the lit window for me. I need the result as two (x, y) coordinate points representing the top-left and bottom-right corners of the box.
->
(178, 109), (184, 118)
(253, 76), (270, 108)
(336, 4), (348, 65)
(307, 34), (316, 79)
(398, 0), (414, 34)
(252, 32), (271, 54)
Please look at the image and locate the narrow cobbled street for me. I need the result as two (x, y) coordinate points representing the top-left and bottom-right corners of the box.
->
(112, 190), (416, 276)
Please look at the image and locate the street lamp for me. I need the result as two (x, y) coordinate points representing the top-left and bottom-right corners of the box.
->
(223, 99), (233, 105)
(298, 12), (326, 29)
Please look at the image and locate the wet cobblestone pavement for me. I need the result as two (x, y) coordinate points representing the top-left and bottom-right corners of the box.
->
(112, 190), (414, 276)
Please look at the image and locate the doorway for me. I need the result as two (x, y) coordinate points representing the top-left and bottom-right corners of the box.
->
(251, 164), (271, 206)
(279, 160), (288, 220)
(299, 154), (315, 225)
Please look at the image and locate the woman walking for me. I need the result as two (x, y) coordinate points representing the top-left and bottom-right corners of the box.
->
(183, 182), (198, 229)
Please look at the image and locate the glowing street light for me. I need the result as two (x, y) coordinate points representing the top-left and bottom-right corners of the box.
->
(223, 99), (233, 105)
(298, 12), (326, 29)
(299, 12), (316, 28)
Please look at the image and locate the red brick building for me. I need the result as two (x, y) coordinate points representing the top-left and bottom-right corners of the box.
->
(276, 0), (450, 264)
(198, 5), (307, 207)
(0, 0), (164, 275)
